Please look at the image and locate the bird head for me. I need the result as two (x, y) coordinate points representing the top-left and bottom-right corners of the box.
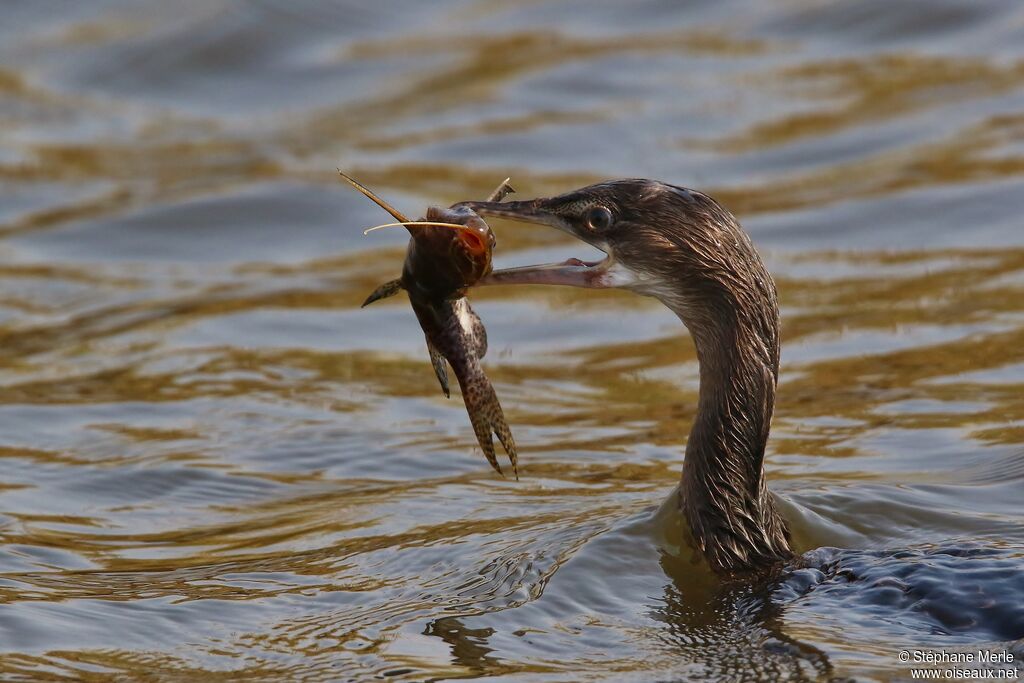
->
(457, 179), (773, 322)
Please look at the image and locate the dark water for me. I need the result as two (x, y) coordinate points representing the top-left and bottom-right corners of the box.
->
(2, 1), (1024, 680)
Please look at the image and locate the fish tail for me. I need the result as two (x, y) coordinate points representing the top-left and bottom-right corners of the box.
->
(458, 362), (516, 478)
(362, 279), (403, 307)
(493, 415), (518, 480)
(469, 405), (503, 477)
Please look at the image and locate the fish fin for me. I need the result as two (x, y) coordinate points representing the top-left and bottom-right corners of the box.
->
(475, 319), (488, 360)
(456, 358), (517, 479)
(361, 279), (403, 307)
(427, 340), (450, 398)
(486, 177), (515, 203)
(493, 417), (519, 481)
(470, 411), (503, 477)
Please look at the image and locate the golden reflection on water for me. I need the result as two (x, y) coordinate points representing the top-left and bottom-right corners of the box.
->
(717, 55), (1024, 152)
(1, 1), (1024, 680)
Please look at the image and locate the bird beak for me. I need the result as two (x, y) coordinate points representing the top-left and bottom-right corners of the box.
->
(457, 199), (621, 289)
(457, 199), (574, 235)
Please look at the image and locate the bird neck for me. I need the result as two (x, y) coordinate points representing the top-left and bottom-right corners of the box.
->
(674, 289), (792, 573)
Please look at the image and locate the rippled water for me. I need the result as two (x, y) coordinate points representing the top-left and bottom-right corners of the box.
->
(2, 1), (1024, 680)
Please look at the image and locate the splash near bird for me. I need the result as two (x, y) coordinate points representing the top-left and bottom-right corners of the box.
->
(341, 171), (518, 478)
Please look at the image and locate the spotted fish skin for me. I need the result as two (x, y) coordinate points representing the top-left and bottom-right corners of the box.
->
(410, 296), (517, 479)
(356, 177), (517, 477)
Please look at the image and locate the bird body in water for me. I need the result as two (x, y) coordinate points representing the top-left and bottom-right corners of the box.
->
(448, 180), (1024, 647)
(459, 180), (793, 573)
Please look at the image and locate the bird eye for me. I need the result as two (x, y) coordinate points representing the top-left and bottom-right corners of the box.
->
(586, 206), (613, 232)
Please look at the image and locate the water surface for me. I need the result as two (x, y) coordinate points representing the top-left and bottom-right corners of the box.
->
(1, 1), (1024, 680)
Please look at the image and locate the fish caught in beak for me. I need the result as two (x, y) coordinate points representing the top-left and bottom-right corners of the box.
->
(344, 172), (521, 478)
(456, 196), (628, 290)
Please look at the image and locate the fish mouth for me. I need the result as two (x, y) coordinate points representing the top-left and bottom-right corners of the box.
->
(456, 200), (620, 289)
